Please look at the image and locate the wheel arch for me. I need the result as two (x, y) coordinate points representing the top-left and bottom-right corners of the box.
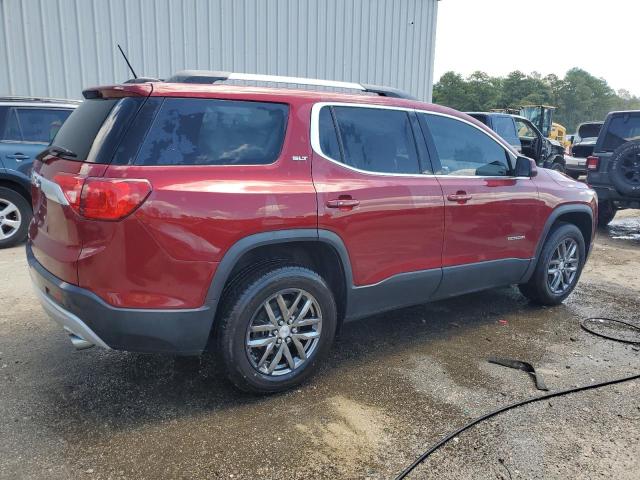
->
(0, 177), (32, 206)
(204, 229), (353, 334)
(522, 204), (594, 283)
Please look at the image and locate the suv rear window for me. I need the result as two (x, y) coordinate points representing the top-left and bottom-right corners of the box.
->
(135, 98), (288, 166)
(601, 113), (640, 151)
(51, 99), (119, 160)
(577, 122), (602, 139)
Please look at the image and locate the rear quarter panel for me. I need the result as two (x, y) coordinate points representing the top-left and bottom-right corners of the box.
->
(78, 99), (317, 309)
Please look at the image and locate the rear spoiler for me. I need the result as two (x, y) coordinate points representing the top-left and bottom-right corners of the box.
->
(82, 83), (154, 100)
(164, 70), (417, 100)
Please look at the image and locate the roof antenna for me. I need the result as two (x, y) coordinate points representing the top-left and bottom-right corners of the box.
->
(117, 44), (138, 79)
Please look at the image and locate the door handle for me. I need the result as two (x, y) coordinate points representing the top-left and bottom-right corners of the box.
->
(446, 191), (472, 203)
(326, 198), (360, 209)
(6, 153), (29, 161)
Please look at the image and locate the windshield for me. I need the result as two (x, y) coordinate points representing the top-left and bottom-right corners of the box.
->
(601, 114), (640, 151)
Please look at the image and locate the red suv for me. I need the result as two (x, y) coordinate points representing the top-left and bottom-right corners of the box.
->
(28, 72), (597, 393)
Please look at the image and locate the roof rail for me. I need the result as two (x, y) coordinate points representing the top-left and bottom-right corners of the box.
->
(165, 70), (417, 100)
(0, 96), (82, 104)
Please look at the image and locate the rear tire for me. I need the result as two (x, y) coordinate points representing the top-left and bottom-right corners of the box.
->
(519, 223), (585, 305)
(0, 187), (31, 249)
(597, 200), (617, 228)
(567, 171), (581, 180)
(217, 265), (337, 393)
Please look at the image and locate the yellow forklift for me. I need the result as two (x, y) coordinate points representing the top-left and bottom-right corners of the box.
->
(520, 105), (569, 149)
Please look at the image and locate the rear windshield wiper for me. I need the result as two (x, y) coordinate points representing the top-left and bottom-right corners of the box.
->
(41, 145), (78, 158)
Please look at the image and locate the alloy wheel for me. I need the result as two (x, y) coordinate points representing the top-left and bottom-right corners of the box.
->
(0, 199), (21, 241)
(245, 288), (322, 376)
(547, 238), (579, 295)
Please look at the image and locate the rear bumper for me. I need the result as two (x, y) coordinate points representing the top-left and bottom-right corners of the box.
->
(27, 243), (213, 354)
(564, 155), (587, 173)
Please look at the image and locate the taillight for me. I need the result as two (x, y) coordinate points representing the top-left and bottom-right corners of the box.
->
(53, 175), (151, 220)
(80, 178), (151, 220)
(586, 156), (599, 171)
(53, 173), (84, 210)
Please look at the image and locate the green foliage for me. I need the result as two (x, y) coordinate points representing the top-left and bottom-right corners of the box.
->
(433, 68), (640, 132)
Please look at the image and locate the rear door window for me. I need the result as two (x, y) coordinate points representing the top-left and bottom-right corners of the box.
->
(326, 106), (420, 174)
(421, 114), (512, 176)
(135, 98), (288, 166)
(601, 114), (640, 151)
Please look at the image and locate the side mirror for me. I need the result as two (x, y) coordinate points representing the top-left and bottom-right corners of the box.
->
(515, 156), (538, 178)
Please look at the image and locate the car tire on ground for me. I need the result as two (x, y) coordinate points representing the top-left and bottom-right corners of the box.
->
(597, 200), (617, 228)
(609, 141), (640, 197)
(519, 223), (586, 305)
(0, 187), (32, 249)
(217, 265), (337, 393)
(567, 171), (581, 180)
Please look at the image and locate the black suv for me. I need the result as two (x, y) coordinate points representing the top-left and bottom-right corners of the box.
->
(587, 110), (640, 226)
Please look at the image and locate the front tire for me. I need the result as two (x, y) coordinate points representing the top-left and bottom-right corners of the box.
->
(0, 187), (31, 249)
(217, 266), (337, 393)
(519, 223), (585, 305)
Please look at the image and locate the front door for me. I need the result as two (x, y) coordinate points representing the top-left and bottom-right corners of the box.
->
(418, 112), (545, 298)
(311, 103), (444, 318)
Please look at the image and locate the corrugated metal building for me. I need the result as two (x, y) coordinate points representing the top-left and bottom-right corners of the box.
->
(0, 0), (438, 101)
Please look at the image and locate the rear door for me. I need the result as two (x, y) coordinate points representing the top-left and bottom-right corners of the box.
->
(418, 112), (543, 297)
(311, 103), (445, 313)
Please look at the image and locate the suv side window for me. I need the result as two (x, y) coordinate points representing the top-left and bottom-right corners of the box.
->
(493, 116), (519, 145)
(515, 118), (537, 139)
(135, 98), (288, 166)
(4, 108), (72, 143)
(327, 106), (420, 174)
(421, 114), (512, 176)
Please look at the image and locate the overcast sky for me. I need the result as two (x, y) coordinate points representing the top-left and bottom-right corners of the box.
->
(434, 0), (638, 95)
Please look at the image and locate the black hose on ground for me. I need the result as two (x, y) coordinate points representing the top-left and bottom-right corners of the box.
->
(395, 318), (640, 480)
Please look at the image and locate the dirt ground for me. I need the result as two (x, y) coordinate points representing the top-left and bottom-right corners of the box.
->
(0, 211), (639, 479)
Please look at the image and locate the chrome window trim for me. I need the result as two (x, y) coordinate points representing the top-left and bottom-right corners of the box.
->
(0, 103), (78, 109)
(310, 101), (521, 180)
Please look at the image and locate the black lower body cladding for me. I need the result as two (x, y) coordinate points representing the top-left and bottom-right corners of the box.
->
(27, 243), (214, 354)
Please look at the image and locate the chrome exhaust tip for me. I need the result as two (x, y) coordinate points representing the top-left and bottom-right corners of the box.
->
(68, 333), (95, 351)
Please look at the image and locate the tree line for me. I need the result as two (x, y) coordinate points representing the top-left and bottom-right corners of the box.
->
(433, 68), (640, 132)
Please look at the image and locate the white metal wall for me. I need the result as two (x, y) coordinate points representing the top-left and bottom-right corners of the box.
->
(0, 0), (438, 101)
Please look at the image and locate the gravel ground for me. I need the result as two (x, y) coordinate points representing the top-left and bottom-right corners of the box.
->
(0, 211), (639, 479)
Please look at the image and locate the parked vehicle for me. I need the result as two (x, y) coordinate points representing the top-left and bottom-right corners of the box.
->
(565, 121), (603, 179)
(467, 112), (566, 171)
(464, 112), (522, 152)
(29, 72), (596, 393)
(586, 111), (640, 226)
(0, 97), (79, 247)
